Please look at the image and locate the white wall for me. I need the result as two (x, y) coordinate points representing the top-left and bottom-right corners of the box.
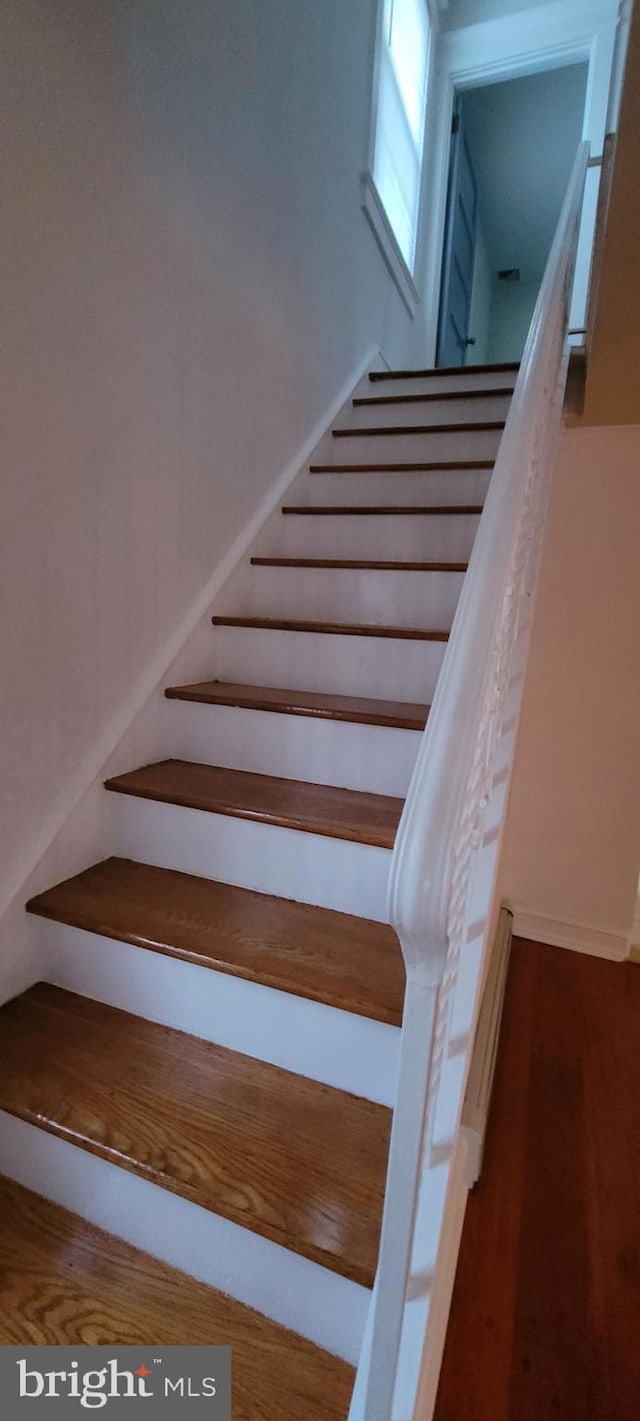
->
(0, 0), (422, 996)
(463, 64), (588, 287)
(487, 278), (539, 362)
(501, 424), (640, 959)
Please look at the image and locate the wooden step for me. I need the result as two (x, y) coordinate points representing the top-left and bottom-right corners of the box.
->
(369, 362), (519, 381)
(28, 857), (406, 1024)
(165, 680), (429, 731)
(309, 460), (495, 473)
(333, 421), (505, 439)
(282, 504), (483, 516)
(0, 1174), (354, 1417)
(105, 760), (404, 849)
(354, 386), (512, 408)
(250, 557), (468, 572)
(0, 985), (391, 1287)
(212, 615), (450, 641)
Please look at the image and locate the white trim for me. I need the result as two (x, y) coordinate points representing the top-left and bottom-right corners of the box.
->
(421, 0), (619, 363)
(411, 1130), (471, 1421)
(361, 173), (420, 321)
(362, 0), (434, 315)
(0, 1110), (368, 1362)
(512, 907), (629, 961)
(0, 344), (381, 930)
(461, 906), (512, 1187)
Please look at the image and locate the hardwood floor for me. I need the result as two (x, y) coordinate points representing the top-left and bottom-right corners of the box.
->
(368, 362), (519, 380)
(354, 387), (513, 407)
(250, 557), (468, 570)
(104, 759), (404, 848)
(435, 938), (640, 1421)
(211, 615), (450, 640)
(309, 459), (495, 472)
(27, 857), (406, 1022)
(164, 680), (430, 730)
(332, 421), (505, 438)
(0, 1176), (354, 1420)
(0, 985), (391, 1286)
(281, 505), (484, 515)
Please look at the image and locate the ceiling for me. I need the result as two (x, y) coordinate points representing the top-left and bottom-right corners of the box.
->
(462, 62), (588, 283)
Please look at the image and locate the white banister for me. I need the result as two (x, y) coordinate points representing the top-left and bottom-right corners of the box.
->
(352, 140), (589, 1421)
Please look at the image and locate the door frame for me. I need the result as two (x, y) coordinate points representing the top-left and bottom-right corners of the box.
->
(435, 94), (479, 365)
(417, 0), (619, 367)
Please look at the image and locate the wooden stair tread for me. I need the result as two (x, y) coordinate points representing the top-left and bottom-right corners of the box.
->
(250, 557), (467, 571)
(309, 460), (495, 473)
(0, 1174), (354, 1417)
(282, 504), (483, 516)
(27, 857), (406, 1024)
(333, 421), (505, 438)
(105, 760), (404, 849)
(164, 680), (429, 731)
(369, 362), (519, 380)
(212, 615), (449, 641)
(354, 386), (512, 407)
(0, 985), (391, 1287)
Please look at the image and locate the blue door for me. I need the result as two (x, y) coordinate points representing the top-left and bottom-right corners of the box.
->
(436, 100), (478, 367)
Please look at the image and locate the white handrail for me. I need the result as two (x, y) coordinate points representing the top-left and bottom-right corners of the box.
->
(356, 140), (589, 1421)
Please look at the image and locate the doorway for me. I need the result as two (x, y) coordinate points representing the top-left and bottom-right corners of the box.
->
(436, 63), (589, 366)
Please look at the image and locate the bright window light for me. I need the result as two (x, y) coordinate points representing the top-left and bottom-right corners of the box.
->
(372, 0), (431, 271)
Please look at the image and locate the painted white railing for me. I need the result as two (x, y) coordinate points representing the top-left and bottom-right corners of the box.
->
(351, 140), (589, 1421)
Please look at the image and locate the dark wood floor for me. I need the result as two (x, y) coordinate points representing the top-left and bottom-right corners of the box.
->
(436, 937), (640, 1421)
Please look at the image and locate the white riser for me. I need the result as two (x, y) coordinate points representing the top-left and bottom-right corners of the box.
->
(276, 513), (480, 562)
(164, 700), (421, 796)
(315, 428), (502, 467)
(0, 1110), (368, 1362)
(36, 919), (401, 1106)
(212, 625), (446, 701)
(221, 566), (464, 630)
(109, 794), (393, 921)
(365, 371), (516, 397)
(343, 394), (511, 430)
(303, 468), (492, 507)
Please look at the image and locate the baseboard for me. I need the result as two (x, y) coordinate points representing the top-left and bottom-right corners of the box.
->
(512, 908), (629, 961)
(461, 907), (513, 1186)
(0, 343), (381, 936)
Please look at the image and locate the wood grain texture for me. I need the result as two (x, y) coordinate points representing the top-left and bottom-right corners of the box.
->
(0, 1175), (354, 1420)
(104, 760), (404, 849)
(309, 460), (495, 473)
(368, 363), (519, 380)
(164, 680), (429, 730)
(282, 505), (484, 516)
(436, 938), (640, 1421)
(212, 615), (449, 641)
(27, 857), (406, 1024)
(0, 985), (391, 1286)
(332, 421), (505, 438)
(354, 387), (512, 407)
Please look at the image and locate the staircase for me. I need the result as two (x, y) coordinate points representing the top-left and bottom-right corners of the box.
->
(0, 361), (517, 1417)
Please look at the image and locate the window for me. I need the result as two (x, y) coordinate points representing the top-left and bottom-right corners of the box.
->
(366, 0), (432, 284)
